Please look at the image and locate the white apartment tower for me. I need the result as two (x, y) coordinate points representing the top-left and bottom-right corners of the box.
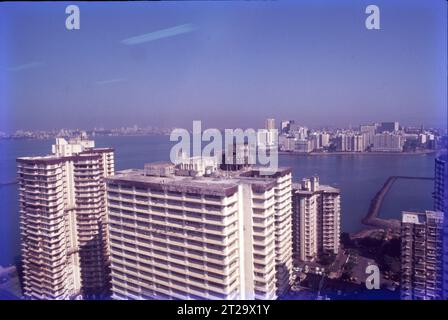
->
(17, 136), (114, 299)
(292, 177), (341, 262)
(336, 133), (365, 152)
(372, 132), (403, 152)
(265, 118), (276, 130)
(106, 163), (293, 300)
(360, 124), (376, 147)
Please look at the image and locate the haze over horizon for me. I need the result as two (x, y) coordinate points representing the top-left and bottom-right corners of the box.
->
(0, 1), (446, 132)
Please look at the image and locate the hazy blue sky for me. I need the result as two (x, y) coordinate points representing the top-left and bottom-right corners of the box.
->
(0, 0), (446, 132)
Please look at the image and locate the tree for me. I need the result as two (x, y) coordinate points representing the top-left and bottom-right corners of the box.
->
(318, 251), (336, 266)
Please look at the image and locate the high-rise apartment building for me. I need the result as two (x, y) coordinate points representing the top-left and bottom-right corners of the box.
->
(377, 121), (399, 133)
(309, 134), (320, 151)
(336, 133), (365, 152)
(335, 134), (349, 152)
(289, 124), (308, 140)
(401, 210), (444, 300)
(278, 135), (296, 152)
(260, 119), (277, 147)
(372, 132), (403, 152)
(353, 134), (364, 152)
(17, 136), (114, 299)
(434, 153), (447, 214)
(319, 132), (330, 148)
(265, 118), (276, 130)
(433, 153), (447, 299)
(291, 177), (341, 262)
(106, 163), (293, 300)
(280, 120), (293, 135)
(360, 124), (376, 147)
(295, 139), (312, 153)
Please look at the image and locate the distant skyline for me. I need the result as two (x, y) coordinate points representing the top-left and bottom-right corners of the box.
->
(2, 119), (445, 136)
(0, 1), (446, 132)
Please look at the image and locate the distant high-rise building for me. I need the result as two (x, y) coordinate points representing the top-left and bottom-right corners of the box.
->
(419, 134), (427, 145)
(401, 211), (444, 300)
(278, 135), (296, 152)
(353, 134), (365, 152)
(292, 177), (341, 262)
(107, 163), (293, 300)
(280, 120), (294, 135)
(336, 133), (364, 152)
(377, 121), (399, 133)
(261, 119), (277, 147)
(17, 136), (114, 300)
(372, 132), (403, 152)
(319, 132), (330, 148)
(336, 134), (348, 152)
(257, 129), (277, 148)
(360, 124), (376, 147)
(294, 139), (312, 153)
(309, 134), (321, 151)
(289, 124), (308, 140)
(265, 118), (276, 130)
(427, 134), (436, 150)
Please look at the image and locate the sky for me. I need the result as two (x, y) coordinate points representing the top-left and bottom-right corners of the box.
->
(0, 0), (446, 132)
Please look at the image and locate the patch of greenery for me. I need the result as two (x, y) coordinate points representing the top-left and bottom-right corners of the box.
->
(318, 251), (336, 266)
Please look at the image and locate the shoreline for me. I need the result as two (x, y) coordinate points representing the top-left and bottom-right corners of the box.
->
(349, 228), (399, 240)
(279, 150), (436, 156)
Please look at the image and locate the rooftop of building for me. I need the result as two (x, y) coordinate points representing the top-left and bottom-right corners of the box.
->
(292, 181), (340, 195)
(318, 184), (340, 193)
(106, 165), (292, 197)
(80, 147), (115, 153)
(16, 152), (103, 164)
(16, 137), (113, 163)
(107, 169), (240, 197)
(402, 210), (444, 224)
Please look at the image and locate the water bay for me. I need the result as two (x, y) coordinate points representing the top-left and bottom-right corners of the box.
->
(0, 135), (435, 266)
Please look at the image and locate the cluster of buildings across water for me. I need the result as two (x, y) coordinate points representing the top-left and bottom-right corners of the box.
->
(15, 130), (447, 300)
(0, 125), (173, 140)
(2, 120), (446, 156)
(277, 120), (441, 153)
